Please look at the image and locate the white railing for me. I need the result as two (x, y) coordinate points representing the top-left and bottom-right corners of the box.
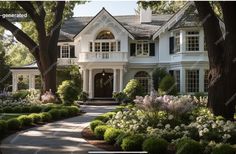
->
(79, 52), (128, 62)
(57, 58), (78, 65)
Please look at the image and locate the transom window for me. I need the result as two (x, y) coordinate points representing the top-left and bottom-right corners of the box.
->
(186, 70), (199, 92)
(134, 71), (151, 94)
(96, 30), (115, 39)
(136, 41), (149, 56)
(204, 70), (209, 92)
(61, 45), (69, 58)
(186, 31), (199, 51)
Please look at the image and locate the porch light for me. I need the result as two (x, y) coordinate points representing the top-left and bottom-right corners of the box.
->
(102, 69), (106, 76)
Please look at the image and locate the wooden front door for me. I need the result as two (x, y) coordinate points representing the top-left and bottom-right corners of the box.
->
(94, 73), (113, 98)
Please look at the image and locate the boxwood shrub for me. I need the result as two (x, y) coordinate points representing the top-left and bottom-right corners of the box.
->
(212, 144), (235, 154)
(115, 132), (131, 147)
(17, 115), (33, 126)
(7, 118), (21, 130)
(121, 134), (145, 151)
(65, 106), (80, 116)
(90, 120), (105, 132)
(104, 128), (122, 144)
(12, 106), (22, 113)
(30, 106), (42, 113)
(95, 112), (116, 122)
(40, 112), (52, 122)
(142, 137), (169, 154)
(94, 125), (110, 140)
(48, 109), (61, 120)
(176, 139), (203, 154)
(3, 107), (13, 113)
(21, 106), (31, 113)
(0, 120), (8, 133)
(28, 113), (42, 124)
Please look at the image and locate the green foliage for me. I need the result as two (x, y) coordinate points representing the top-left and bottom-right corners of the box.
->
(3, 106), (13, 113)
(65, 106), (80, 116)
(0, 120), (8, 133)
(159, 75), (178, 95)
(112, 92), (128, 104)
(104, 128), (122, 144)
(78, 91), (89, 102)
(57, 80), (80, 105)
(12, 106), (22, 113)
(12, 90), (30, 100)
(212, 144), (235, 154)
(0, 42), (10, 91)
(59, 109), (69, 118)
(21, 106), (30, 113)
(94, 125), (110, 140)
(152, 67), (168, 91)
(115, 132), (131, 147)
(95, 112), (116, 122)
(142, 137), (169, 154)
(48, 109), (61, 120)
(7, 118), (21, 130)
(40, 112), (52, 122)
(176, 139), (203, 154)
(29, 106), (42, 113)
(194, 92), (207, 99)
(90, 120), (105, 132)
(123, 79), (145, 100)
(17, 115), (33, 126)
(121, 134), (145, 151)
(28, 113), (42, 124)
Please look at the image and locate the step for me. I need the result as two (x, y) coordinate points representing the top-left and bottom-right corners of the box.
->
(76, 100), (118, 105)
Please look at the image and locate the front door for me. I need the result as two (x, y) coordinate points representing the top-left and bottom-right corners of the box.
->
(94, 73), (113, 98)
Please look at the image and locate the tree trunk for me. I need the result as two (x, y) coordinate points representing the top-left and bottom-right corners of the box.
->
(195, 2), (236, 120)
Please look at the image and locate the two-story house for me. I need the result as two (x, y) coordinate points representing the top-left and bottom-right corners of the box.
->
(11, 2), (214, 99)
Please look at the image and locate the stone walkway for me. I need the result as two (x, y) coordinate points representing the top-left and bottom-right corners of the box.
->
(0, 105), (116, 154)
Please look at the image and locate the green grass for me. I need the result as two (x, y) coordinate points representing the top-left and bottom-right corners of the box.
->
(0, 113), (25, 120)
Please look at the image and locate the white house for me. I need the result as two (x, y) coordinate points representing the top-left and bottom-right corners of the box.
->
(11, 2), (213, 99)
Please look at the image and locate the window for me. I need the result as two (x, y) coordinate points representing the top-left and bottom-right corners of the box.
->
(110, 42), (116, 52)
(102, 42), (109, 52)
(95, 42), (100, 52)
(204, 70), (209, 92)
(174, 32), (180, 53)
(89, 42), (93, 52)
(61, 45), (69, 58)
(134, 71), (150, 94)
(118, 41), (120, 51)
(173, 70), (180, 92)
(136, 41), (149, 56)
(186, 31), (199, 51)
(186, 70), (199, 92)
(96, 30), (115, 39)
(17, 75), (29, 90)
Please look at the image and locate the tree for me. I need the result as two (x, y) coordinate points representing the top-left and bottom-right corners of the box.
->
(194, 2), (236, 120)
(0, 1), (83, 94)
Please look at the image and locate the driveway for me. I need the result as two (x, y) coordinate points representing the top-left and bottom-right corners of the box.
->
(0, 105), (116, 154)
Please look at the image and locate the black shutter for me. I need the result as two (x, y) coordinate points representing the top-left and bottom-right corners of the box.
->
(70, 45), (75, 58)
(57, 46), (60, 58)
(169, 37), (174, 54)
(149, 43), (155, 56)
(169, 70), (174, 76)
(130, 43), (136, 56)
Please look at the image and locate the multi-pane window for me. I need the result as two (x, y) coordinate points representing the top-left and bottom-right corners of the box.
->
(174, 32), (180, 53)
(204, 70), (209, 92)
(102, 42), (109, 52)
(95, 42), (100, 52)
(136, 42), (149, 56)
(134, 71), (150, 94)
(185, 70), (199, 92)
(186, 31), (199, 51)
(111, 42), (116, 51)
(61, 45), (69, 58)
(89, 42), (93, 52)
(173, 70), (180, 92)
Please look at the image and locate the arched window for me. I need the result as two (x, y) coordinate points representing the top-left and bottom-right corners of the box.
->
(96, 30), (115, 40)
(134, 71), (151, 94)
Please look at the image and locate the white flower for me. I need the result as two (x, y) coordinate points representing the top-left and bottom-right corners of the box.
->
(165, 124), (171, 129)
(168, 114), (174, 120)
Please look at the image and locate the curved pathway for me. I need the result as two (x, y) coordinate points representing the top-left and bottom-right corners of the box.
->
(0, 105), (116, 154)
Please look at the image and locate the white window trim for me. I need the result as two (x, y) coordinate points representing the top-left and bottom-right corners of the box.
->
(135, 41), (150, 57)
(89, 40), (120, 52)
(185, 30), (200, 52)
(60, 45), (70, 59)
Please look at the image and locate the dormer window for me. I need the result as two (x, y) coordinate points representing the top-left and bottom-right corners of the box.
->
(96, 30), (115, 39)
(186, 31), (199, 51)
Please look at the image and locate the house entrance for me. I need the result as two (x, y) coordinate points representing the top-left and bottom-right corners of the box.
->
(94, 72), (113, 98)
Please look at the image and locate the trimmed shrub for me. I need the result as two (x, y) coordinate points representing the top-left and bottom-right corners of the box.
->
(7, 118), (21, 130)
(90, 120), (105, 132)
(94, 125), (110, 140)
(66, 106), (80, 116)
(78, 91), (89, 102)
(42, 104), (57, 112)
(104, 128), (122, 144)
(48, 109), (61, 120)
(3, 107), (13, 113)
(159, 75), (178, 95)
(17, 115), (33, 126)
(12, 90), (29, 100)
(143, 137), (169, 154)
(121, 134), (145, 151)
(12, 106), (22, 113)
(28, 113), (42, 124)
(212, 144), (235, 154)
(95, 112), (115, 122)
(59, 109), (69, 118)
(0, 120), (8, 133)
(40, 112), (52, 122)
(176, 139), (203, 154)
(152, 67), (167, 91)
(57, 80), (80, 105)
(123, 79), (145, 100)
(29, 106), (42, 113)
(21, 106), (30, 113)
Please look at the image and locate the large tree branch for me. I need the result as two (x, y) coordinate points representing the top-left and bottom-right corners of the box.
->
(0, 17), (39, 57)
(195, 2), (224, 69)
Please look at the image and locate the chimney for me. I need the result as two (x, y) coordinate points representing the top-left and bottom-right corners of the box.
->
(140, 7), (152, 23)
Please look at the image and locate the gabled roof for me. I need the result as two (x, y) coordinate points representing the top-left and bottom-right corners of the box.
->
(59, 8), (172, 41)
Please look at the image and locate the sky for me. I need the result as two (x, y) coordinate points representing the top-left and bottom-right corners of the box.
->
(73, 1), (138, 17)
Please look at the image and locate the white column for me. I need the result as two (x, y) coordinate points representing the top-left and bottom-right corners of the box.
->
(12, 73), (17, 92)
(119, 68), (123, 92)
(113, 69), (117, 93)
(180, 69), (186, 93)
(180, 30), (186, 52)
(88, 69), (93, 98)
(199, 29), (204, 51)
(199, 69), (204, 92)
(29, 74), (33, 89)
(31, 74), (35, 89)
(83, 69), (87, 92)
